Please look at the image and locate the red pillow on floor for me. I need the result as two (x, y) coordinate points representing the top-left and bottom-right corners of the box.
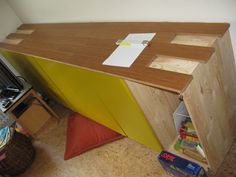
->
(64, 113), (123, 160)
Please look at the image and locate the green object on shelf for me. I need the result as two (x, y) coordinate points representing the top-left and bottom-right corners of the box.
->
(174, 137), (182, 151)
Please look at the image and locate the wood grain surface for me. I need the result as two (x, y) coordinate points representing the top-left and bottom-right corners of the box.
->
(0, 22), (227, 93)
(125, 80), (180, 149)
(183, 43), (236, 172)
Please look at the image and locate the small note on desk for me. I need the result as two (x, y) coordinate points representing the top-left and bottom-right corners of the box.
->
(103, 33), (156, 67)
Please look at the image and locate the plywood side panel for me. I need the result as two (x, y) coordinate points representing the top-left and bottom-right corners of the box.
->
(125, 80), (180, 149)
(182, 52), (236, 172)
(214, 31), (236, 127)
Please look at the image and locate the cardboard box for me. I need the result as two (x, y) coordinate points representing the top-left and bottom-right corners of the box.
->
(158, 151), (207, 177)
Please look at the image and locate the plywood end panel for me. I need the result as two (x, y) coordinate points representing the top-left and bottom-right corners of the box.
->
(125, 80), (180, 149)
(214, 31), (236, 127)
(182, 50), (236, 172)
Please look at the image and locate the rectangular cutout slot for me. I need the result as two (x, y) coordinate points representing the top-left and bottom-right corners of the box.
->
(16, 29), (35, 35)
(171, 34), (217, 47)
(3, 39), (23, 45)
(149, 55), (199, 75)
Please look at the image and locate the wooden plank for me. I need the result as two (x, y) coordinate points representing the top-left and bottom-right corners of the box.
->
(0, 22), (222, 93)
(182, 52), (236, 172)
(17, 22), (229, 36)
(13, 37), (214, 63)
(133, 42), (214, 63)
(149, 55), (199, 75)
(9, 31), (177, 43)
(0, 42), (193, 93)
(4, 35), (215, 62)
(5, 28), (215, 64)
(125, 80), (180, 149)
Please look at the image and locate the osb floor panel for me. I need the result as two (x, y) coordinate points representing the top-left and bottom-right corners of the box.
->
(18, 107), (169, 177)
(214, 143), (236, 177)
(18, 105), (236, 177)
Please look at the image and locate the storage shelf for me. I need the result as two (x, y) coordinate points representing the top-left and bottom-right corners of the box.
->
(1, 22), (235, 173)
(168, 137), (209, 171)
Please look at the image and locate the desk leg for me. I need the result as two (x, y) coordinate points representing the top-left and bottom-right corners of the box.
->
(30, 90), (60, 121)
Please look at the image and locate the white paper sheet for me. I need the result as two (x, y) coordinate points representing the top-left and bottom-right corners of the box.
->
(103, 33), (156, 67)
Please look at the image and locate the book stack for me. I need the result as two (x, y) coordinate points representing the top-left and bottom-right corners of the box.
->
(174, 118), (207, 163)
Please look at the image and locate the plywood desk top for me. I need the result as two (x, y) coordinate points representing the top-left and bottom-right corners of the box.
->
(0, 22), (229, 93)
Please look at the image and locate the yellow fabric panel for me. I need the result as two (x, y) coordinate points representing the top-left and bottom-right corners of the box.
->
(36, 59), (162, 151)
(1, 50), (162, 151)
(93, 74), (162, 151)
(35, 58), (125, 135)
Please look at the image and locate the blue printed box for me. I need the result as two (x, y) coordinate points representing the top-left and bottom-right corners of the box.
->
(158, 151), (207, 177)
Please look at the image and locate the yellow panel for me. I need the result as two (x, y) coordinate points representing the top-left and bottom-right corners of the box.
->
(36, 59), (161, 151)
(1, 50), (162, 151)
(35, 58), (125, 135)
(93, 73), (162, 151)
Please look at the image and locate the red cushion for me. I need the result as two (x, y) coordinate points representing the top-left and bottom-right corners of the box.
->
(64, 113), (123, 160)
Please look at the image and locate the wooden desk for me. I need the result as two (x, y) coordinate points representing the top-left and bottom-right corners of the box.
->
(0, 22), (235, 173)
(1, 85), (59, 137)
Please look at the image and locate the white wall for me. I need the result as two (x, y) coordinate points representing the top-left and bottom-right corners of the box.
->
(0, 0), (22, 74)
(7, 0), (236, 57)
(0, 0), (21, 42)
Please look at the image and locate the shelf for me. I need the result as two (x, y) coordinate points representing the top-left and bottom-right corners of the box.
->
(168, 138), (209, 171)
(169, 101), (209, 171)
